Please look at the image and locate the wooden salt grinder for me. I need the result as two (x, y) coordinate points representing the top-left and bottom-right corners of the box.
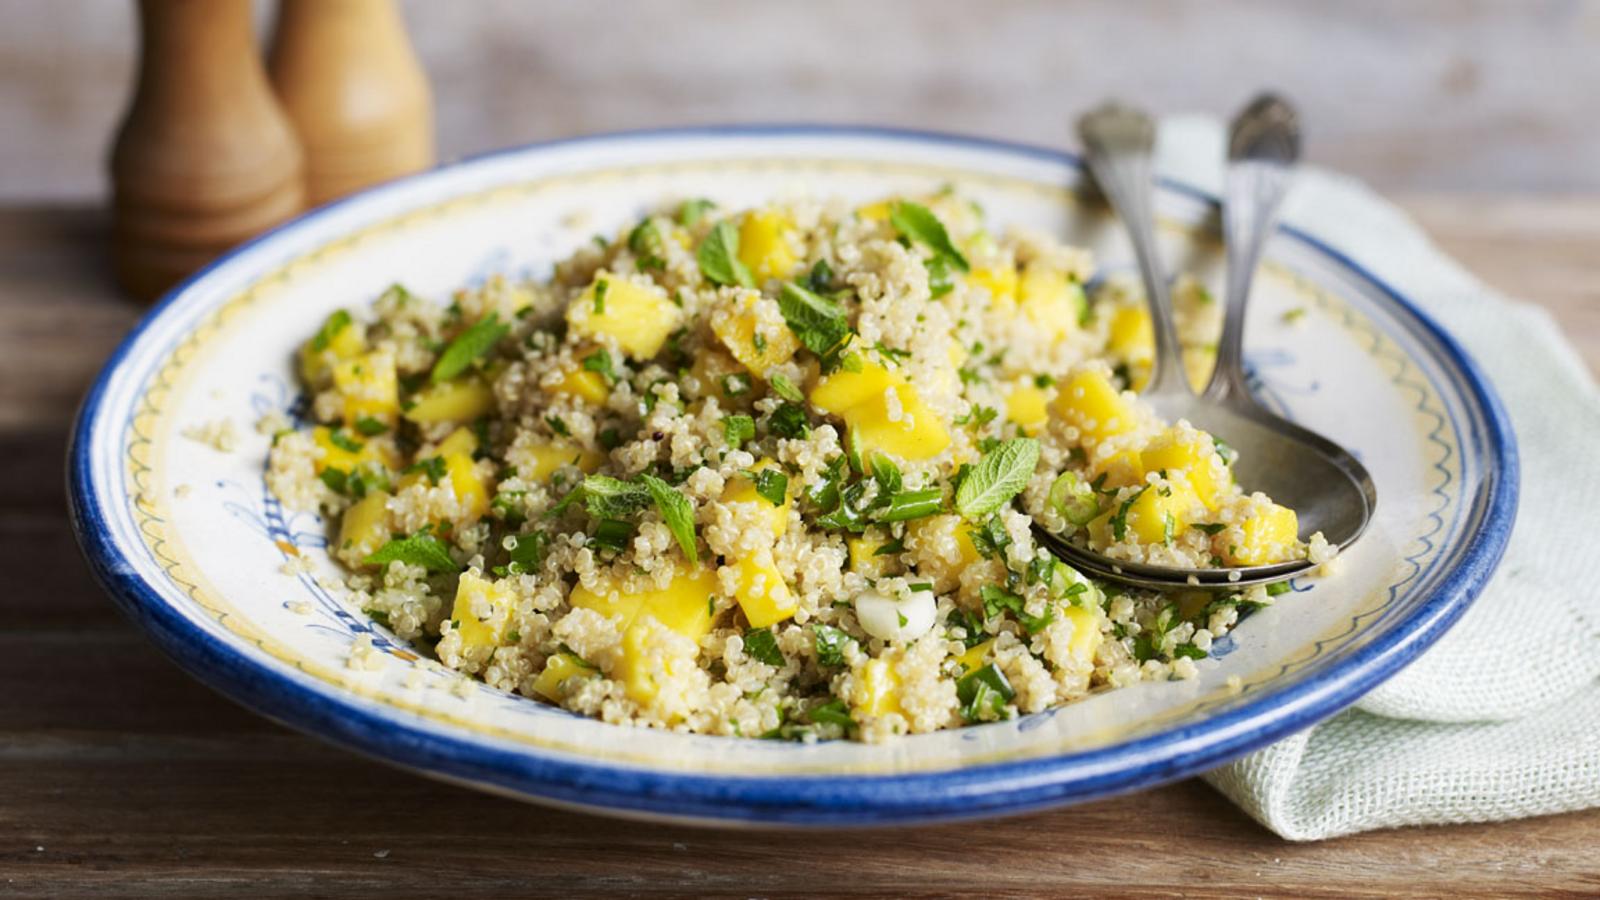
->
(110, 0), (306, 303)
(269, 0), (435, 207)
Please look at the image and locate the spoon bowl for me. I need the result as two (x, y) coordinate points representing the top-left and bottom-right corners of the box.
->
(1041, 96), (1376, 591)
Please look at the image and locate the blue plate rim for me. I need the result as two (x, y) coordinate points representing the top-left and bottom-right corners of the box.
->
(66, 123), (1520, 826)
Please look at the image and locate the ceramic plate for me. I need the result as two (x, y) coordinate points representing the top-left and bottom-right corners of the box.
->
(68, 126), (1517, 826)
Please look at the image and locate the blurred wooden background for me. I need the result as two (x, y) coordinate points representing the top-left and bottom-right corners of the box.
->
(2, 0), (1597, 201)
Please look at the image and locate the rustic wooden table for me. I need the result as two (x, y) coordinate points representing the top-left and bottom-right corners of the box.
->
(5, 200), (1597, 898)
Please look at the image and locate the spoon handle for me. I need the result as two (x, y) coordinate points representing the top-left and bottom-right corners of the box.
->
(1207, 93), (1302, 404)
(1076, 102), (1190, 402)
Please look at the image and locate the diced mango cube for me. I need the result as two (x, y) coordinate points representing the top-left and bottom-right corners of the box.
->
(1090, 479), (1202, 546)
(1107, 305), (1155, 366)
(1018, 263), (1085, 343)
(311, 425), (398, 474)
(711, 291), (800, 376)
(1061, 604), (1103, 666)
(737, 210), (800, 281)
(853, 657), (904, 719)
(955, 638), (995, 675)
(550, 363), (611, 405)
(567, 273), (682, 359)
(730, 552), (797, 628)
(298, 311), (365, 384)
(436, 426), (478, 459)
(405, 376), (495, 424)
(855, 200), (892, 222)
(338, 489), (391, 562)
(444, 452), (489, 521)
(617, 619), (697, 709)
(720, 459), (791, 537)
(1141, 427), (1231, 510)
(1225, 502), (1301, 566)
(1005, 382), (1050, 430)
(531, 652), (594, 702)
(450, 571), (516, 654)
(332, 350), (400, 425)
(970, 265), (1018, 314)
(568, 563), (718, 641)
(1052, 368), (1139, 443)
(1090, 447), (1144, 490)
(847, 529), (900, 579)
(522, 442), (604, 483)
(811, 361), (951, 461)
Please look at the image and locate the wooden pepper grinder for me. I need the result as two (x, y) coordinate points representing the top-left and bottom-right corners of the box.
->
(268, 0), (434, 206)
(110, 0), (306, 302)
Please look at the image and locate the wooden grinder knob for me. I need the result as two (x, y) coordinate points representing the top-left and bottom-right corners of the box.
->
(269, 0), (435, 207)
(110, 0), (306, 302)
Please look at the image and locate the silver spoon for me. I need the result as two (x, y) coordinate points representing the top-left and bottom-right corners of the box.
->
(1037, 95), (1376, 591)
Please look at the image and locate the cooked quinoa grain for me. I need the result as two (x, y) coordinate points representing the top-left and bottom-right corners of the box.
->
(269, 193), (1320, 741)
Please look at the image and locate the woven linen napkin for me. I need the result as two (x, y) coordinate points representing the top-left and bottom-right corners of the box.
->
(1152, 116), (1600, 840)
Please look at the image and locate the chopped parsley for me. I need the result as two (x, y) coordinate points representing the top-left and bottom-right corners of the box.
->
(1110, 486), (1148, 542)
(812, 624), (849, 666)
(807, 698), (853, 728)
(310, 309), (353, 352)
(327, 429), (364, 453)
(767, 402), (811, 439)
(980, 584), (1054, 634)
(627, 218), (667, 271)
(545, 414), (571, 437)
(743, 627), (784, 666)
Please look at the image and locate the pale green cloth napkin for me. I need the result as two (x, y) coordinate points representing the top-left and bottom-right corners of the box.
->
(1154, 117), (1600, 840)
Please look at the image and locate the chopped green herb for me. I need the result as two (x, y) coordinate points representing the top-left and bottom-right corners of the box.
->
(724, 414), (756, 447)
(639, 473), (698, 564)
(697, 220), (755, 287)
(1213, 437), (1238, 467)
(873, 341), (912, 365)
(753, 468), (789, 507)
(721, 372), (752, 397)
(546, 415), (571, 437)
(807, 698), (853, 728)
(592, 279), (609, 314)
(1193, 522), (1227, 535)
(327, 429), (364, 453)
(956, 663), (1014, 723)
(590, 518), (633, 552)
(768, 372), (804, 403)
(431, 312), (509, 383)
(876, 488), (943, 522)
(319, 467), (348, 494)
(577, 474), (653, 520)
(1173, 642), (1208, 660)
(1033, 373), (1056, 388)
(980, 584), (1054, 634)
(804, 258), (835, 292)
(954, 438), (1040, 519)
(889, 201), (970, 272)
(777, 281), (853, 357)
(627, 218), (667, 271)
(581, 348), (618, 385)
(1266, 580), (1293, 597)
(925, 255), (954, 298)
(403, 455), (446, 485)
(873, 537), (905, 557)
(767, 402), (810, 439)
(743, 627), (784, 666)
(310, 309), (353, 352)
(966, 514), (1011, 560)
(364, 530), (458, 573)
(677, 198), (716, 227)
(813, 625), (849, 667)
(502, 530), (549, 575)
(1110, 486), (1149, 542)
(909, 582), (934, 592)
(869, 455), (902, 494)
(353, 416), (387, 437)
(752, 332), (768, 353)
(598, 427), (624, 450)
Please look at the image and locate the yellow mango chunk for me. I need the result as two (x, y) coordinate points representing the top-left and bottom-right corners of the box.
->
(1090, 479), (1202, 546)
(616, 619), (698, 709)
(970, 265), (1018, 314)
(311, 425), (397, 474)
(855, 200), (892, 222)
(711, 291), (800, 376)
(853, 657), (904, 719)
(847, 529), (900, 579)
(737, 210), (799, 281)
(522, 442), (604, 483)
(332, 351), (400, 425)
(811, 361), (951, 461)
(405, 376), (495, 425)
(1005, 382), (1050, 430)
(1052, 368), (1139, 443)
(1225, 502), (1301, 566)
(720, 459), (791, 537)
(568, 563), (718, 641)
(450, 571), (516, 654)
(338, 489), (391, 561)
(1107, 305), (1155, 367)
(1061, 605), (1103, 666)
(1140, 427), (1232, 510)
(567, 273), (682, 359)
(436, 425), (478, 459)
(730, 552), (797, 628)
(531, 652), (594, 702)
(550, 364), (611, 405)
(298, 310), (365, 384)
(1017, 263), (1084, 343)
(955, 638), (995, 675)
(444, 452), (489, 520)
(1090, 447), (1144, 490)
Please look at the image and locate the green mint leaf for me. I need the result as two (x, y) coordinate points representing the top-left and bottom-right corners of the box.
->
(807, 698), (853, 727)
(743, 627), (784, 666)
(956, 663), (1014, 723)
(925, 255), (953, 298)
(954, 437), (1040, 519)
(627, 218), (667, 271)
(889, 201), (969, 272)
(327, 429), (364, 453)
(768, 372), (805, 403)
(580, 474), (653, 520)
(1111, 486), (1148, 542)
(812, 625), (849, 667)
(767, 402), (810, 439)
(403, 455), (446, 485)
(697, 220), (755, 287)
(678, 198), (716, 228)
(364, 530), (458, 573)
(353, 416), (388, 437)
(777, 282), (852, 356)
(639, 473), (698, 564)
(311, 309), (353, 353)
(753, 468), (788, 507)
(431, 312), (509, 383)
(581, 348), (617, 385)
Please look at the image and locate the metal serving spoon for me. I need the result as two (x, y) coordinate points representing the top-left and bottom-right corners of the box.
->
(1036, 95), (1376, 591)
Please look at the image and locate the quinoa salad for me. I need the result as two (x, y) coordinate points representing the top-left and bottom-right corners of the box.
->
(267, 192), (1328, 742)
